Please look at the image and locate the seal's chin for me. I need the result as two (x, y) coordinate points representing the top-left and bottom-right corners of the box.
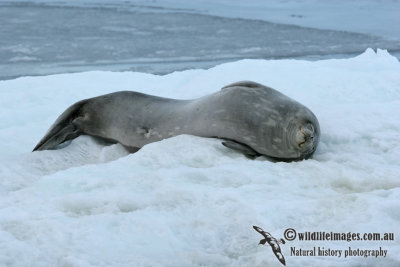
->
(295, 123), (316, 157)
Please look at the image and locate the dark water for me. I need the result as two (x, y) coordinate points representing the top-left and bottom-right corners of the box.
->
(1, 2), (399, 80)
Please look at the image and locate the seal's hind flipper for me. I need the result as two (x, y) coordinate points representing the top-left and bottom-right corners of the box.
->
(33, 100), (86, 151)
(221, 81), (265, 90)
(222, 140), (260, 159)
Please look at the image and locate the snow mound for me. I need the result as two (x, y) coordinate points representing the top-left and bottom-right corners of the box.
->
(0, 49), (399, 266)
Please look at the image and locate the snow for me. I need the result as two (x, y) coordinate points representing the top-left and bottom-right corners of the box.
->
(0, 49), (400, 266)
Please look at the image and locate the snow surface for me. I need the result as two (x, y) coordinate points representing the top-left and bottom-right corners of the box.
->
(0, 49), (400, 266)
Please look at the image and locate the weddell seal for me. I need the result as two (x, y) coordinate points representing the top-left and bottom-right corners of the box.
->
(33, 81), (320, 161)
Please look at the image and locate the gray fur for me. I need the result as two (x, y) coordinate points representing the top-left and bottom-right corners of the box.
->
(33, 81), (320, 161)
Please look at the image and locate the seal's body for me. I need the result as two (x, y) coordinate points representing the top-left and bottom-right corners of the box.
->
(33, 81), (320, 161)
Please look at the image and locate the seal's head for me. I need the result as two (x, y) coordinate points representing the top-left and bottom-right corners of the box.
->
(295, 121), (319, 159)
(285, 117), (320, 160)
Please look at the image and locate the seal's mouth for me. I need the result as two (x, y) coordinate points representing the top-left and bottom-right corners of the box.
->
(296, 124), (315, 149)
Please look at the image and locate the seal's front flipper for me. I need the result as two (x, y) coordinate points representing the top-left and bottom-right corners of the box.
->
(33, 100), (86, 151)
(222, 140), (260, 159)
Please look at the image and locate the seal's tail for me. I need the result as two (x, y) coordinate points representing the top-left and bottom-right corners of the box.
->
(33, 100), (87, 151)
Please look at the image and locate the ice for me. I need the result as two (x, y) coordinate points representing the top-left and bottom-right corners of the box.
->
(1, 1), (399, 80)
(0, 50), (399, 266)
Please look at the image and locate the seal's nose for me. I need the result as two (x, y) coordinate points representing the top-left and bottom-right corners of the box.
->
(296, 124), (315, 148)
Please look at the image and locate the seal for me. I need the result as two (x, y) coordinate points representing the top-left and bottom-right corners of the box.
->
(33, 81), (320, 161)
